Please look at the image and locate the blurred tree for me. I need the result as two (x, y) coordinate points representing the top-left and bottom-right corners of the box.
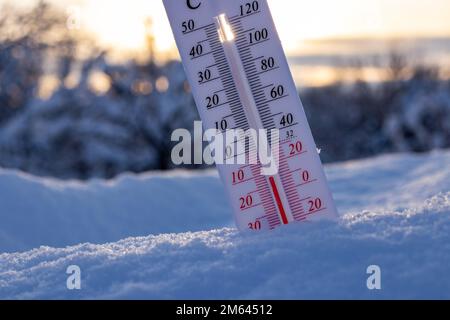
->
(0, 1), (78, 123)
(0, 2), (448, 179)
(0, 2), (200, 179)
(302, 50), (450, 163)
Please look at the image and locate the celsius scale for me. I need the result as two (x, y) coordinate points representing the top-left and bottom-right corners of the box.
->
(163, 0), (338, 231)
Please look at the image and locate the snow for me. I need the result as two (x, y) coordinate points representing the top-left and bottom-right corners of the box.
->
(0, 170), (231, 253)
(0, 150), (449, 299)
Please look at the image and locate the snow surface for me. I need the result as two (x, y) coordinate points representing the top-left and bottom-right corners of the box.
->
(0, 151), (449, 299)
(0, 170), (231, 253)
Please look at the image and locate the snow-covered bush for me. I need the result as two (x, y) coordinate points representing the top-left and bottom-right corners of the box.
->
(384, 75), (450, 152)
(0, 2), (201, 179)
(302, 69), (450, 163)
(0, 56), (198, 179)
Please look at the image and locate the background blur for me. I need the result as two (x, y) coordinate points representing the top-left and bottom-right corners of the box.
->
(0, 0), (449, 179)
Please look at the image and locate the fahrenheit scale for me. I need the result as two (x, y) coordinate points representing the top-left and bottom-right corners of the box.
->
(163, 0), (338, 231)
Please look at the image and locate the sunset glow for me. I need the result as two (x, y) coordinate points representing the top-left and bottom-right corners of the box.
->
(2, 0), (449, 86)
(15, 0), (449, 57)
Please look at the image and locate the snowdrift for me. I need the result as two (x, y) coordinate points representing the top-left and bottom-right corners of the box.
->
(0, 170), (232, 252)
(0, 151), (449, 299)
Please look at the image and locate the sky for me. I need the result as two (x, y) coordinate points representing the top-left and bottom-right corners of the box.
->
(2, 0), (450, 87)
(2, 0), (450, 56)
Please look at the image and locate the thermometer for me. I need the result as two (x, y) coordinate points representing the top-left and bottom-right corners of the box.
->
(163, 0), (338, 231)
